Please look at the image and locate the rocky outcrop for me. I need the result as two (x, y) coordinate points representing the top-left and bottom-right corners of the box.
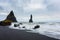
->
(33, 25), (40, 29)
(19, 23), (23, 25)
(14, 24), (19, 27)
(5, 10), (17, 22)
(0, 10), (17, 26)
(0, 20), (11, 26)
(29, 14), (33, 23)
(22, 26), (25, 28)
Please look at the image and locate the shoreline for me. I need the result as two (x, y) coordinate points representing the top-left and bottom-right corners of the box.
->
(0, 26), (58, 40)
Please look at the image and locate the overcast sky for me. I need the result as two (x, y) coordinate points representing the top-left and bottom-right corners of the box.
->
(0, 0), (60, 22)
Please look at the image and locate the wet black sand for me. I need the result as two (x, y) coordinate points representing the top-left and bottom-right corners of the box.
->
(0, 26), (58, 40)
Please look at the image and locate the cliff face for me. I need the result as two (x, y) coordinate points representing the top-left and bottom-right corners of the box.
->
(5, 10), (17, 22)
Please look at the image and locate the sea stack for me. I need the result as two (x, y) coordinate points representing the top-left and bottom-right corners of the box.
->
(29, 14), (33, 23)
(0, 10), (17, 26)
(5, 10), (17, 22)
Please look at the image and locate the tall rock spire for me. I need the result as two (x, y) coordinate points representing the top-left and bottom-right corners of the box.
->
(29, 14), (33, 23)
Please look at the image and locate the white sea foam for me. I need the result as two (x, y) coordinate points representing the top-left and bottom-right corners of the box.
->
(9, 22), (60, 39)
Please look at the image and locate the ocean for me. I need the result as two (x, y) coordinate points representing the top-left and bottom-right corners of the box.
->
(9, 22), (60, 39)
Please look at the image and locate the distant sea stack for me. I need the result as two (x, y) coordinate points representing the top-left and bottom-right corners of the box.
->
(29, 14), (33, 23)
(5, 10), (17, 22)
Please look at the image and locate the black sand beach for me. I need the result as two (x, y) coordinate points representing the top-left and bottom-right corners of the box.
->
(0, 26), (58, 40)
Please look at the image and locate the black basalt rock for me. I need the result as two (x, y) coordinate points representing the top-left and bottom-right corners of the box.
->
(0, 21), (11, 26)
(33, 25), (40, 29)
(5, 10), (17, 22)
(14, 24), (19, 27)
(19, 23), (23, 25)
(22, 26), (25, 28)
(0, 10), (17, 26)
(29, 14), (33, 23)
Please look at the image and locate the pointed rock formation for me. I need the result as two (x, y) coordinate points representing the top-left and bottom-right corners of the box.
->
(29, 14), (33, 23)
(0, 10), (17, 26)
(5, 10), (17, 22)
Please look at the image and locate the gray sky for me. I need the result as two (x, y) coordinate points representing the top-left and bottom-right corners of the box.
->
(0, 0), (60, 22)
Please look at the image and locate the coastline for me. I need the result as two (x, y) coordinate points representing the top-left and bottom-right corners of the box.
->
(0, 26), (58, 40)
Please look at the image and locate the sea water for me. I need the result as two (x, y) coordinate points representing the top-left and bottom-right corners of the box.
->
(9, 22), (60, 39)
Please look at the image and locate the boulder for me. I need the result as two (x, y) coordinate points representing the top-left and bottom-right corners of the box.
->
(14, 24), (19, 27)
(19, 23), (23, 25)
(22, 26), (25, 28)
(33, 25), (40, 29)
